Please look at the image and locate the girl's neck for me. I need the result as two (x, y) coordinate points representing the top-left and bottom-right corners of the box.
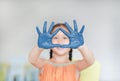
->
(51, 53), (70, 64)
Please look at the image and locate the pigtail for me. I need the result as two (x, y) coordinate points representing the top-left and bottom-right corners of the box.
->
(69, 49), (72, 61)
(50, 49), (53, 59)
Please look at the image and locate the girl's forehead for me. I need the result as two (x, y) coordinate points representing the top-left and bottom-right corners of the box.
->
(52, 26), (69, 33)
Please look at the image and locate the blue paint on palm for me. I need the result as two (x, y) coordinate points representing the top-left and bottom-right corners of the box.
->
(36, 20), (85, 49)
(36, 21), (61, 49)
(59, 20), (85, 49)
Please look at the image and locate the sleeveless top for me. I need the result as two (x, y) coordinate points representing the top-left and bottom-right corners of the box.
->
(38, 61), (80, 81)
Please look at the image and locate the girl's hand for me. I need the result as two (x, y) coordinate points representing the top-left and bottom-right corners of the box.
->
(36, 21), (61, 49)
(60, 20), (85, 49)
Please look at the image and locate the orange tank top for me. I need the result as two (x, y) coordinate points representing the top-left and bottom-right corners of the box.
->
(38, 61), (80, 81)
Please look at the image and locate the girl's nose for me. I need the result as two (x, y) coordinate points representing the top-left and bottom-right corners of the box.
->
(58, 38), (64, 45)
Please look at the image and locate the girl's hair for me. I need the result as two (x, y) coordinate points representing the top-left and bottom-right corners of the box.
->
(49, 49), (73, 61)
(50, 23), (73, 61)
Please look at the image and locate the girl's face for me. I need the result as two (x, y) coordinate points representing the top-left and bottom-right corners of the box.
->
(51, 26), (70, 56)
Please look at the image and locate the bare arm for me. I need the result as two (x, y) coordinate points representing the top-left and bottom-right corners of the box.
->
(28, 46), (47, 69)
(75, 44), (95, 71)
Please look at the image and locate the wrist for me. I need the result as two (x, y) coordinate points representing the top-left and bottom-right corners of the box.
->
(78, 43), (86, 50)
(36, 45), (44, 51)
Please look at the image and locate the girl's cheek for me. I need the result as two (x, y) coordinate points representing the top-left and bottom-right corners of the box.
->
(64, 39), (70, 44)
(52, 39), (58, 44)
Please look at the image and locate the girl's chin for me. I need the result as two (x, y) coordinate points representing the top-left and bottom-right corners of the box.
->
(55, 52), (66, 56)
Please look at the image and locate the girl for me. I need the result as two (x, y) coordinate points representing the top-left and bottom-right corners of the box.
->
(28, 20), (95, 81)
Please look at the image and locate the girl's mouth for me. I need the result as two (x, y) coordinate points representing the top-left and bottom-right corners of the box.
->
(56, 47), (65, 50)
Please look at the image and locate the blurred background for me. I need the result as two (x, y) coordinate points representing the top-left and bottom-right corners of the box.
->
(0, 0), (120, 81)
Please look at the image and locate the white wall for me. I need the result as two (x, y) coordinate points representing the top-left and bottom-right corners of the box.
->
(0, 0), (120, 81)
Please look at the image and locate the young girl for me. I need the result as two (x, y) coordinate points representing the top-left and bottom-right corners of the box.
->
(28, 20), (95, 81)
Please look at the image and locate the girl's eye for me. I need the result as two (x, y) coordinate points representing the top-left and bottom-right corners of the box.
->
(63, 37), (68, 39)
(53, 37), (58, 39)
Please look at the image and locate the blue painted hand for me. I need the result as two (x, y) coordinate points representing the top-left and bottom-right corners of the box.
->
(36, 21), (61, 49)
(59, 20), (85, 49)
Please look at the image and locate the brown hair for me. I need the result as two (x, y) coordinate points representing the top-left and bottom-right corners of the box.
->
(50, 23), (73, 61)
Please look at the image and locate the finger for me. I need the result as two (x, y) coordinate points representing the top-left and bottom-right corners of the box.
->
(59, 28), (71, 37)
(79, 25), (85, 34)
(36, 26), (41, 35)
(60, 45), (71, 48)
(65, 22), (74, 33)
(50, 44), (61, 48)
(43, 21), (47, 33)
(51, 28), (60, 37)
(73, 20), (78, 32)
(48, 22), (55, 33)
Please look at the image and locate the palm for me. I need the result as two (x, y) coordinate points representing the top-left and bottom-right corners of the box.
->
(69, 33), (84, 48)
(36, 21), (60, 49)
(38, 33), (51, 47)
(60, 20), (85, 49)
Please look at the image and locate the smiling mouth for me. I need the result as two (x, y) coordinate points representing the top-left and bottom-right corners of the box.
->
(56, 47), (65, 50)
